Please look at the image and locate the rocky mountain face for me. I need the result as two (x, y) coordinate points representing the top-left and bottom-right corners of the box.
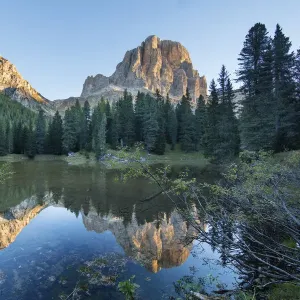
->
(80, 35), (207, 103)
(1, 36), (208, 114)
(0, 56), (55, 114)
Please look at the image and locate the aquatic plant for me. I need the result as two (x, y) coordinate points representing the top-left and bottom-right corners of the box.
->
(118, 276), (140, 300)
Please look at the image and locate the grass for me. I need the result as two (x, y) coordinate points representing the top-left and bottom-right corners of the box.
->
(266, 283), (300, 300)
(0, 145), (209, 168)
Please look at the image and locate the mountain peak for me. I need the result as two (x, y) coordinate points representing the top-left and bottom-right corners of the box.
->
(0, 56), (52, 112)
(81, 36), (207, 101)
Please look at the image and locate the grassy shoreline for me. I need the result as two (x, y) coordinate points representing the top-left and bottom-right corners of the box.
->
(0, 149), (210, 168)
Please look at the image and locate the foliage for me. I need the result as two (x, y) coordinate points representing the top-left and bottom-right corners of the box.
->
(118, 276), (140, 300)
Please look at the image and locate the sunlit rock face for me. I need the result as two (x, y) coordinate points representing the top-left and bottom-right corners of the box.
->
(0, 56), (54, 114)
(0, 197), (45, 249)
(80, 35), (207, 103)
(82, 208), (199, 273)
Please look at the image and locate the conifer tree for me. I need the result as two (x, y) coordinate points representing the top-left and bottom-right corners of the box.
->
(237, 23), (275, 150)
(195, 95), (208, 151)
(167, 106), (178, 150)
(26, 122), (36, 158)
(63, 108), (77, 153)
(178, 88), (196, 152)
(205, 80), (220, 157)
(135, 91), (146, 142)
(35, 109), (46, 154)
(119, 90), (135, 147)
(82, 100), (91, 151)
(95, 113), (107, 159)
(143, 95), (159, 152)
(0, 121), (7, 156)
(273, 24), (298, 150)
(51, 111), (63, 155)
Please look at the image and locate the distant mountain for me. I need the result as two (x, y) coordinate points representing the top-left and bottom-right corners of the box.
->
(5, 36), (249, 115)
(53, 35), (208, 111)
(0, 56), (55, 115)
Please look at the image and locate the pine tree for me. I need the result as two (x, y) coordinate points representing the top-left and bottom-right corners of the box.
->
(0, 121), (7, 156)
(237, 23), (275, 150)
(110, 102), (120, 149)
(35, 109), (46, 154)
(167, 106), (178, 150)
(135, 91), (146, 142)
(195, 95), (208, 151)
(143, 95), (159, 152)
(105, 101), (112, 145)
(63, 108), (77, 153)
(178, 88), (196, 152)
(51, 111), (63, 155)
(205, 80), (220, 157)
(273, 24), (298, 150)
(95, 113), (107, 159)
(26, 121), (36, 158)
(153, 91), (166, 155)
(119, 90), (135, 147)
(82, 100), (91, 151)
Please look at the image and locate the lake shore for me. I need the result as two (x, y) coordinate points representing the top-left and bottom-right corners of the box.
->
(0, 149), (210, 168)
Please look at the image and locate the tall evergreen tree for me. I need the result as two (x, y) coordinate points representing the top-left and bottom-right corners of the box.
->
(95, 113), (107, 159)
(135, 91), (146, 142)
(35, 109), (46, 154)
(26, 122), (36, 158)
(63, 108), (77, 153)
(143, 95), (159, 152)
(51, 111), (63, 155)
(195, 95), (208, 151)
(205, 80), (220, 157)
(237, 23), (275, 150)
(0, 121), (7, 156)
(178, 88), (196, 152)
(273, 24), (298, 150)
(119, 90), (135, 147)
(82, 100), (91, 151)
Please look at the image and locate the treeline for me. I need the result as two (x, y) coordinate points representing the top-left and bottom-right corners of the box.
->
(1, 22), (300, 161)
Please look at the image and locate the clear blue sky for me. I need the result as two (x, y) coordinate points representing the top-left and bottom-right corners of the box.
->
(1, 0), (300, 100)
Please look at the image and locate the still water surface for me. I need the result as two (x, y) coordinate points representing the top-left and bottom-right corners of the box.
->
(0, 161), (237, 299)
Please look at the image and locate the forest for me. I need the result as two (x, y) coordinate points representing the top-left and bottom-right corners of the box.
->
(1, 22), (300, 163)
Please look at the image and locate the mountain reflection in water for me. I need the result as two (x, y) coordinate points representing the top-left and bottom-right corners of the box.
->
(0, 161), (234, 300)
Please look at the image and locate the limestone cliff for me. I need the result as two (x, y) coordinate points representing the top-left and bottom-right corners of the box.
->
(0, 56), (55, 114)
(80, 35), (207, 103)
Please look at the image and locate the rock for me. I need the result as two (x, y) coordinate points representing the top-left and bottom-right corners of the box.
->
(81, 35), (207, 103)
(0, 56), (54, 114)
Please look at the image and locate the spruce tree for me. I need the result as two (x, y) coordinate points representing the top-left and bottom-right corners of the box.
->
(119, 90), (135, 147)
(153, 92), (166, 155)
(143, 95), (159, 152)
(178, 88), (196, 152)
(237, 23), (275, 150)
(35, 109), (46, 154)
(135, 91), (146, 142)
(205, 80), (220, 157)
(82, 100), (91, 151)
(63, 108), (77, 153)
(51, 111), (63, 155)
(167, 107), (178, 150)
(26, 122), (36, 158)
(273, 24), (298, 150)
(195, 95), (208, 151)
(0, 121), (7, 156)
(95, 113), (107, 159)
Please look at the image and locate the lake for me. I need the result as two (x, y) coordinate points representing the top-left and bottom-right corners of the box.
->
(0, 160), (237, 299)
